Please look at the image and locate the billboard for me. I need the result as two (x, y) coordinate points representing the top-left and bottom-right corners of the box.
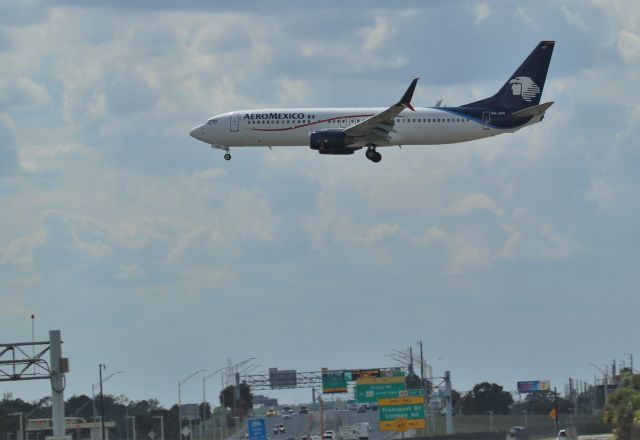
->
(517, 380), (551, 393)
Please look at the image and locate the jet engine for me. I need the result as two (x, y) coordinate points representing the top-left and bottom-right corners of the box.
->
(309, 130), (359, 155)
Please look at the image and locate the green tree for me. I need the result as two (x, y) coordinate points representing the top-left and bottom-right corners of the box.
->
(219, 383), (252, 417)
(603, 373), (640, 440)
(511, 391), (573, 415)
(460, 382), (513, 415)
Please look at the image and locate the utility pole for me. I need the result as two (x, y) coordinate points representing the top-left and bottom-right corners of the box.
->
(126, 416), (136, 440)
(554, 387), (559, 431)
(445, 371), (453, 435)
(418, 341), (428, 434)
(99, 364), (106, 440)
(153, 416), (164, 440)
(50, 331), (67, 438)
(319, 396), (325, 436)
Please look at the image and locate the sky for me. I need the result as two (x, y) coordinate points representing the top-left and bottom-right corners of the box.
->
(1, 0), (639, 409)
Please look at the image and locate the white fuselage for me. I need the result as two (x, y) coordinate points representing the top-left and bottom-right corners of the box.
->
(191, 106), (537, 149)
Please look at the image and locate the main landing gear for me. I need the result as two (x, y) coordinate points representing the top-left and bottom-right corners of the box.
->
(365, 145), (382, 163)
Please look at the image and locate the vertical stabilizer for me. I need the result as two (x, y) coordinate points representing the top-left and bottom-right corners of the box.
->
(463, 41), (555, 110)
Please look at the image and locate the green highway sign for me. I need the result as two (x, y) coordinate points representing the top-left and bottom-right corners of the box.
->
(355, 376), (406, 403)
(322, 371), (347, 393)
(378, 397), (425, 422)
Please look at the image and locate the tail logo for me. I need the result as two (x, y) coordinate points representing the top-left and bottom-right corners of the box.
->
(509, 76), (540, 102)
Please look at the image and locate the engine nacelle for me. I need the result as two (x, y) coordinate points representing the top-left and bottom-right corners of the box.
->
(309, 130), (358, 155)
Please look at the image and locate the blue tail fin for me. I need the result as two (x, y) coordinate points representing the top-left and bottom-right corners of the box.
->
(462, 41), (555, 110)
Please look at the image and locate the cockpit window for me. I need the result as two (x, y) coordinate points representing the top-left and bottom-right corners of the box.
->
(206, 119), (218, 125)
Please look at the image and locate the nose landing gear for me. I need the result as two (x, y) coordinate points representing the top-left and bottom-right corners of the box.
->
(223, 147), (231, 161)
(365, 145), (382, 163)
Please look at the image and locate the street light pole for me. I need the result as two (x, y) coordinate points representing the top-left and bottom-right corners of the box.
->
(92, 371), (122, 419)
(203, 368), (225, 440)
(590, 363), (609, 406)
(126, 416), (136, 440)
(153, 416), (165, 440)
(179, 370), (206, 440)
(228, 358), (256, 418)
(9, 413), (23, 440)
(99, 364), (106, 440)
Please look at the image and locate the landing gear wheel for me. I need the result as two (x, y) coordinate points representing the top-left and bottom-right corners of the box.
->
(365, 148), (376, 160)
(224, 153), (231, 161)
(366, 147), (382, 163)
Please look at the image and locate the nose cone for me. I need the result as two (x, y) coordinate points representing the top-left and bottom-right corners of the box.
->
(189, 124), (205, 141)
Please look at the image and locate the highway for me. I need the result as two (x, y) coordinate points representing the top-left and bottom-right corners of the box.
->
(260, 409), (398, 440)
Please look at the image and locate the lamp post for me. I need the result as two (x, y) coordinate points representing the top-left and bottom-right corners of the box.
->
(229, 358), (256, 417)
(203, 368), (225, 440)
(9, 412), (23, 440)
(126, 416), (136, 440)
(92, 371), (123, 419)
(590, 363), (609, 406)
(179, 370), (206, 440)
(153, 416), (165, 440)
(99, 364), (106, 440)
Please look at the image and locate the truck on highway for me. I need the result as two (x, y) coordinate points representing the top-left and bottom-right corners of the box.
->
(353, 423), (371, 440)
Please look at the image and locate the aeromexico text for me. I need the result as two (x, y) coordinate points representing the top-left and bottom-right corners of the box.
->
(243, 112), (308, 120)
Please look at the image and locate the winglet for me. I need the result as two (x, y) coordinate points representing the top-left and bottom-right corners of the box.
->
(399, 78), (419, 111)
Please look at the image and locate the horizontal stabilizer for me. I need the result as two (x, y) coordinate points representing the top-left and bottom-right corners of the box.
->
(512, 101), (554, 118)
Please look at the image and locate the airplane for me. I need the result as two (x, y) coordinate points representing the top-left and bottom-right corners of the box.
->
(189, 41), (555, 163)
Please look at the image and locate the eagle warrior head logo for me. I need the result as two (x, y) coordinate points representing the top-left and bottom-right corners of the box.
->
(509, 76), (540, 102)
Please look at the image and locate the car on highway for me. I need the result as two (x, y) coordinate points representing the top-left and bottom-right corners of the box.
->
(367, 403), (377, 411)
(348, 403), (358, 411)
(356, 405), (367, 413)
(274, 424), (286, 434)
(298, 406), (309, 414)
(266, 408), (278, 417)
(506, 427), (530, 440)
(322, 430), (335, 440)
(310, 436), (321, 440)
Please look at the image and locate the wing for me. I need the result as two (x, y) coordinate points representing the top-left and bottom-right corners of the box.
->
(344, 78), (419, 145)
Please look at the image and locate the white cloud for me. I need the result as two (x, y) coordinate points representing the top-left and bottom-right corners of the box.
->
(472, 1), (492, 25)
(0, 77), (50, 107)
(360, 223), (400, 244)
(0, 113), (19, 175)
(617, 29), (640, 62)
(358, 16), (396, 52)
(115, 262), (147, 280)
(0, 304), (32, 317)
(0, 228), (47, 267)
(450, 193), (503, 215)
(585, 178), (614, 211)
(561, 6), (589, 32)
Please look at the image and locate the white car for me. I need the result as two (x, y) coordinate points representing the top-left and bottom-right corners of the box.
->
(322, 431), (335, 440)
